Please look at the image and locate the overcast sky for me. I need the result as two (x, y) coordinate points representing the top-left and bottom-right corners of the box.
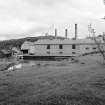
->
(0, 0), (105, 40)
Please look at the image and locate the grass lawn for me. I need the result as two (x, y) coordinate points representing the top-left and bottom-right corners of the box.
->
(0, 54), (105, 105)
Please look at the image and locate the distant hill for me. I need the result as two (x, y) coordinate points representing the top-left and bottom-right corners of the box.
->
(0, 35), (65, 50)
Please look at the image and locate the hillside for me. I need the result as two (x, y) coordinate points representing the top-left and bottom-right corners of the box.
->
(0, 35), (65, 50)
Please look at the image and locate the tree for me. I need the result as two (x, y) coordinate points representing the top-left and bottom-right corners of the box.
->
(90, 27), (105, 63)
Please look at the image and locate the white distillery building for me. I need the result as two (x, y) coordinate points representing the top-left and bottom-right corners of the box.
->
(20, 38), (105, 59)
(19, 24), (105, 59)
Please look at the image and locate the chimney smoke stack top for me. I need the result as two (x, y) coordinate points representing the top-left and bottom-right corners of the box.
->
(55, 28), (57, 38)
(75, 24), (78, 40)
(65, 29), (68, 39)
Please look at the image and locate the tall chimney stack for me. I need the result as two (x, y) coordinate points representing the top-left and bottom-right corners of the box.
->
(65, 29), (68, 39)
(55, 28), (57, 38)
(75, 24), (77, 40)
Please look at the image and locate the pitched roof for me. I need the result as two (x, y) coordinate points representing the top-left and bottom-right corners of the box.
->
(21, 41), (33, 49)
(34, 39), (95, 45)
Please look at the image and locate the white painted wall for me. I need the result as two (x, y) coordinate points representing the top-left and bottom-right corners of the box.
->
(29, 45), (35, 54)
(21, 39), (105, 56)
(28, 44), (80, 56)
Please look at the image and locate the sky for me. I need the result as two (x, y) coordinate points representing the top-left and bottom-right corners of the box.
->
(0, 0), (105, 40)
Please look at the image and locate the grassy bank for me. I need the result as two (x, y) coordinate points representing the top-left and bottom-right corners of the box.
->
(0, 55), (105, 105)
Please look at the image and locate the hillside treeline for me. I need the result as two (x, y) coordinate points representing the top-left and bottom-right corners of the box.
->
(0, 36), (65, 50)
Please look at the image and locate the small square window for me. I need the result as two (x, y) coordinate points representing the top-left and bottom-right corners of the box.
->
(59, 52), (63, 54)
(86, 47), (89, 50)
(72, 52), (76, 54)
(93, 47), (96, 49)
(72, 44), (76, 49)
(47, 51), (50, 54)
(47, 45), (50, 49)
(59, 44), (63, 49)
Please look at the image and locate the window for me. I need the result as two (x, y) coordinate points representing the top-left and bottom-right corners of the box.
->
(59, 52), (63, 54)
(47, 51), (50, 54)
(59, 44), (63, 49)
(72, 44), (76, 49)
(86, 47), (89, 50)
(93, 47), (96, 49)
(47, 44), (50, 49)
(72, 52), (76, 54)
